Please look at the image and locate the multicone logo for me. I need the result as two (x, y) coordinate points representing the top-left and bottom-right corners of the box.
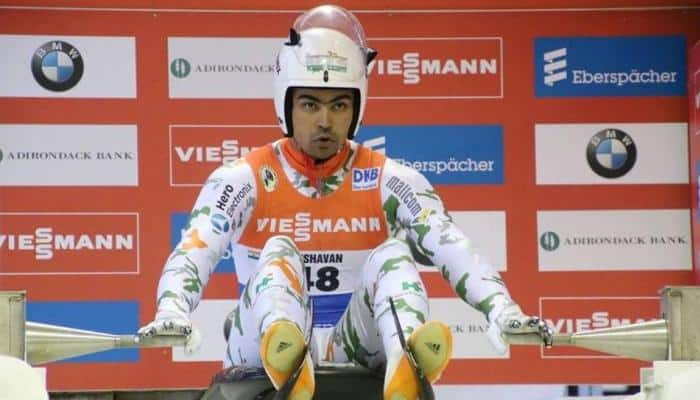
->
(169, 125), (279, 186)
(367, 38), (502, 98)
(0, 213), (139, 275)
(535, 36), (687, 97)
(586, 128), (636, 179)
(358, 125), (503, 184)
(540, 296), (658, 358)
(31, 40), (84, 92)
(537, 209), (692, 271)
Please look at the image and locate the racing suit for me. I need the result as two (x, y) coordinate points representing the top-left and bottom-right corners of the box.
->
(155, 138), (513, 370)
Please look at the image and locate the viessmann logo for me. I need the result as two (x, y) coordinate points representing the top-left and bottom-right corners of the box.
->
(0, 213), (139, 275)
(169, 125), (279, 186)
(256, 212), (381, 242)
(368, 38), (502, 98)
(535, 36), (687, 97)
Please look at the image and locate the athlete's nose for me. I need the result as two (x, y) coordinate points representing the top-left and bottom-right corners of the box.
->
(316, 106), (331, 130)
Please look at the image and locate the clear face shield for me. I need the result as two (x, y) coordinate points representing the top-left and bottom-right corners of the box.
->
(292, 5), (369, 51)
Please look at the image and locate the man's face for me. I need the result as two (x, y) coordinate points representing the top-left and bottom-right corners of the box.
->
(290, 87), (355, 160)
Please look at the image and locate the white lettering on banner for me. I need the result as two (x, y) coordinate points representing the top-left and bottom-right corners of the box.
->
(695, 90), (700, 109)
(369, 53), (497, 84)
(546, 312), (647, 334)
(394, 158), (494, 174)
(0, 228), (134, 260)
(175, 140), (258, 164)
(571, 69), (678, 86)
(256, 213), (381, 242)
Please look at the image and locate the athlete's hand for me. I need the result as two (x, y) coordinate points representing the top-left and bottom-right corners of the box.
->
(137, 309), (202, 355)
(486, 303), (553, 354)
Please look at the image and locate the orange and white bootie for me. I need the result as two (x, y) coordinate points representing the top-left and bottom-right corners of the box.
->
(383, 321), (453, 400)
(260, 320), (315, 400)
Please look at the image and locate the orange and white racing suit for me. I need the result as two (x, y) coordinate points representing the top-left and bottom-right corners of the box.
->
(155, 138), (513, 370)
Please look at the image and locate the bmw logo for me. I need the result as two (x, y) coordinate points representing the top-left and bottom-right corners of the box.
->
(31, 40), (84, 92)
(586, 128), (637, 179)
(540, 231), (560, 251)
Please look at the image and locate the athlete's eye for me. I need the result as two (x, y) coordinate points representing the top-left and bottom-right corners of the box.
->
(331, 101), (350, 111)
(301, 101), (318, 111)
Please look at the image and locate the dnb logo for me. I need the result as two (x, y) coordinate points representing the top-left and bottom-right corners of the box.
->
(352, 167), (379, 191)
(586, 128), (636, 178)
(540, 296), (658, 358)
(31, 40), (84, 92)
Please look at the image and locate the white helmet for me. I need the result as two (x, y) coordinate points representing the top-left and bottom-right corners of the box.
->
(274, 5), (377, 139)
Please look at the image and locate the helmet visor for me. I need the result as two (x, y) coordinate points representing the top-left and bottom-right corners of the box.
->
(293, 5), (368, 50)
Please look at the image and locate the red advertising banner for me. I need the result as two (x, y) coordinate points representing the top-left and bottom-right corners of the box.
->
(0, 1), (698, 392)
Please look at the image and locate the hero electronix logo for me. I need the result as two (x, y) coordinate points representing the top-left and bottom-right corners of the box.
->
(31, 40), (84, 92)
(367, 38), (502, 98)
(0, 213), (139, 275)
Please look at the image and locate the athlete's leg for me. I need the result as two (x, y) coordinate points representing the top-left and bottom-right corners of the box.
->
(224, 235), (314, 399)
(329, 238), (452, 399)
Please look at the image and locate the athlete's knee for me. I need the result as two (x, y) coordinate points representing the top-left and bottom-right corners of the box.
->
(368, 238), (414, 267)
(262, 235), (301, 254)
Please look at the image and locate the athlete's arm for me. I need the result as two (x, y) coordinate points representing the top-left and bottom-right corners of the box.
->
(380, 159), (552, 352)
(380, 159), (512, 321)
(139, 160), (256, 343)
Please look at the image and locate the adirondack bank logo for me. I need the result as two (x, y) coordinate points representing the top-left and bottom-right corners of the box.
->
(368, 38), (502, 98)
(0, 213), (139, 275)
(256, 212), (381, 242)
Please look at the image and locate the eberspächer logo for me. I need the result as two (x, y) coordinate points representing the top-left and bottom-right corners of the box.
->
(31, 40), (84, 92)
(535, 36), (686, 97)
(586, 128), (636, 179)
(540, 231), (560, 251)
(171, 58), (191, 78)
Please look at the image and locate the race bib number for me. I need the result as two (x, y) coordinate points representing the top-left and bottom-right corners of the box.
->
(301, 251), (367, 295)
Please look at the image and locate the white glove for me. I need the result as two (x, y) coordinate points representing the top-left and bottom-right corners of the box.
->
(487, 303), (553, 355)
(137, 309), (202, 355)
